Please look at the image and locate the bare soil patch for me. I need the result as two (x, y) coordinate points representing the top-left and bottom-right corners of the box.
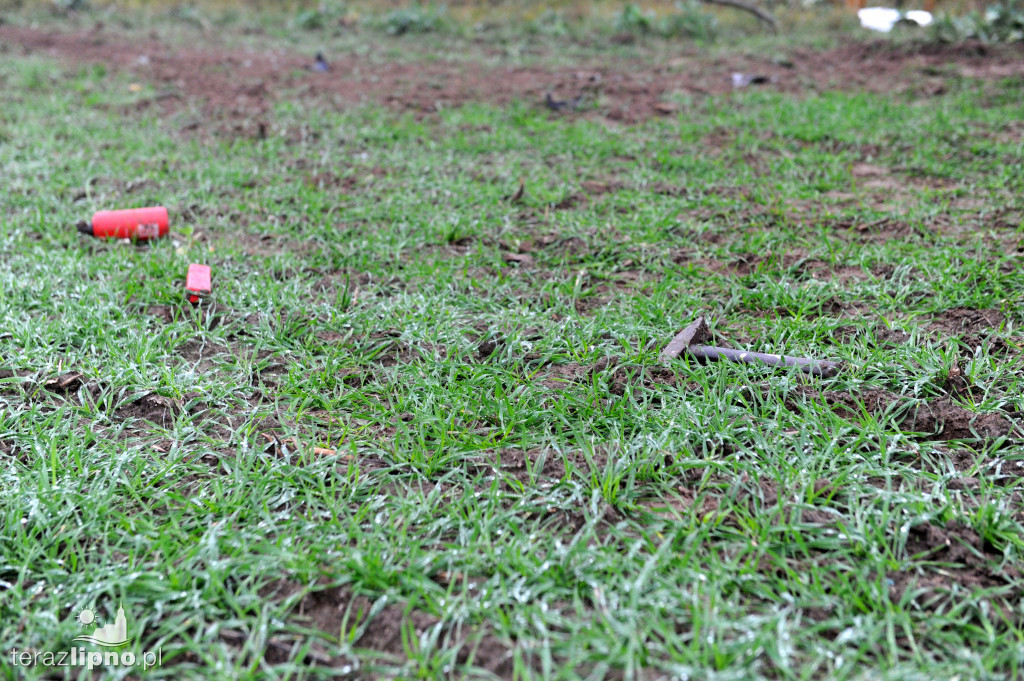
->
(927, 307), (1006, 348)
(258, 579), (516, 676)
(177, 339), (230, 371)
(116, 392), (179, 427)
(834, 308), (1018, 354)
(42, 371), (102, 399)
(889, 520), (1021, 618)
(899, 445), (1024, 490)
(834, 324), (916, 349)
(358, 330), (445, 367)
(790, 385), (1016, 441)
(700, 251), (892, 283)
(6, 25), (1024, 132)
(0, 368), (35, 391)
(499, 447), (604, 484)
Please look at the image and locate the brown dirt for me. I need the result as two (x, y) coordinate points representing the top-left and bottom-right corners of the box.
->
(834, 307), (1018, 353)
(790, 385), (1017, 441)
(0, 368), (35, 392)
(927, 307), (1005, 348)
(889, 520), (1021, 617)
(496, 447), (627, 531)
(5, 25), (1024, 133)
(901, 445), (1024, 489)
(258, 579), (516, 676)
(499, 447), (603, 483)
(116, 392), (180, 427)
(177, 339), (230, 371)
(587, 359), (688, 396)
(42, 371), (87, 394)
(641, 485), (721, 521)
(831, 324), (914, 347)
(699, 251), (891, 283)
(359, 330), (445, 367)
(535, 361), (589, 390)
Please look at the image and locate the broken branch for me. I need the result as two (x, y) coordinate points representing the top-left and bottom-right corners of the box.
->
(702, 0), (779, 32)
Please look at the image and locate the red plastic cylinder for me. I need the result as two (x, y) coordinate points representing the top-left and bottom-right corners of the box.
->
(185, 264), (212, 305)
(91, 207), (169, 240)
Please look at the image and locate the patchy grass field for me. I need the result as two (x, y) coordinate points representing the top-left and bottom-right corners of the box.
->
(2, 7), (1024, 680)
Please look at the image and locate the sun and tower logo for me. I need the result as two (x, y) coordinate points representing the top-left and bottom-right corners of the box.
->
(8, 601), (162, 671)
(74, 603), (132, 647)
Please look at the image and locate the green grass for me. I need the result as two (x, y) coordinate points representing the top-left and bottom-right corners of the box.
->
(2, 13), (1024, 681)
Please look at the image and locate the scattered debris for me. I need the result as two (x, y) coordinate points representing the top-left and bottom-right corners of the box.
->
(507, 179), (525, 204)
(857, 7), (932, 32)
(185, 263), (212, 305)
(310, 51), (329, 72)
(77, 206), (169, 241)
(544, 92), (582, 112)
(661, 316), (843, 377)
(44, 372), (84, 393)
(731, 72), (771, 88)
(501, 252), (534, 266)
(580, 180), (621, 195)
(261, 433), (343, 458)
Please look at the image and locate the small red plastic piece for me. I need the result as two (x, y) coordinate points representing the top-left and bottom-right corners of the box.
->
(83, 207), (169, 241)
(185, 264), (211, 304)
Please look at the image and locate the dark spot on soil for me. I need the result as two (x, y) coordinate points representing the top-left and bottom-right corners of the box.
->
(0, 368), (35, 393)
(791, 386), (1016, 441)
(947, 476), (980, 491)
(642, 485), (720, 520)
(606, 364), (685, 396)
(928, 307), (1004, 348)
(907, 447), (1024, 487)
(835, 323), (909, 346)
(889, 519), (1021, 617)
(259, 580), (515, 676)
(116, 393), (179, 427)
(579, 180), (623, 196)
(305, 171), (358, 192)
(476, 336), (503, 360)
(715, 252), (876, 281)
(552, 193), (585, 210)
(874, 326), (912, 346)
(360, 330), (443, 367)
(499, 447), (601, 483)
(573, 294), (610, 315)
(177, 339), (229, 366)
(314, 330), (351, 343)
(536, 362), (588, 390)
(334, 368), (368, 387)
(903, 520), (989, 563)
(43, 372), (85, 393)
(143, 304), (184, 324)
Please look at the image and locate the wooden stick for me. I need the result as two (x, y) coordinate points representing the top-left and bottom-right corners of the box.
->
(702, 0), (779, 32)
(688, 345), (842, 377)
(661, 316), (843, 377)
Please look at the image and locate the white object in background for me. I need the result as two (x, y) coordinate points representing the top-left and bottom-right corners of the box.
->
(905, 10), (934, 26)
(857, 7), (933, 32)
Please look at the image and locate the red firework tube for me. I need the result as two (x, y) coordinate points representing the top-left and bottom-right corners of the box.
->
(78, 207), (169, 240)
(185, 264), (212, 304)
